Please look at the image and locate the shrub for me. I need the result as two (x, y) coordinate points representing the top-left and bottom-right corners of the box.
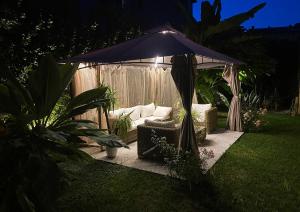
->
(177, 108), (200, 125)
(112, 113), (132, 139)
(0, 56), (123, 211)
(151, 131), (214, 191)
(241, 91), (267, 132)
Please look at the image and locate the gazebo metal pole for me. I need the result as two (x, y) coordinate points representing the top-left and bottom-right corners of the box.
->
(104, 109), (111, 134)
(96, 69), (103, 129)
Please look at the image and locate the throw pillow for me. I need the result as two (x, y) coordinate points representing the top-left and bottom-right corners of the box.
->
(192, 104), (212, 112)
(141, 103), (155, 118)
(124, 105), (141, 121)
(153, 106), (172, 119)
(109, 108), (124, 118)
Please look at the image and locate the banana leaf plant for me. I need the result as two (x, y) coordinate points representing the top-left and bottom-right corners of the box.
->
(195, 69), (231, 107)
(0, 55), (127, 212)
(178, 0), (266, 44)
(178, 0), (275, 78)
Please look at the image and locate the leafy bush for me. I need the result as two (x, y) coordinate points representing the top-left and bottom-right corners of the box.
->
(47, 92), (71, 125)
(177, 108), (200, 125)
(112, 113), (132, 140)
(241, 90), (267, 132)
(151, 131), (214, 191)
(0, 56), (125, 211)
(195, 69), (230, 108)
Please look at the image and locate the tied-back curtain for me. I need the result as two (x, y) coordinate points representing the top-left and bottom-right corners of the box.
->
(171, 55), (199, 155)
(223, 64), (243, 131)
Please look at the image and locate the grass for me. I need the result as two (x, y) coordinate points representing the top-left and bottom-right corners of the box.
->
(210, 113), (300, 211)
(58, 113), (300, 211)
(58, 162), (219, 212)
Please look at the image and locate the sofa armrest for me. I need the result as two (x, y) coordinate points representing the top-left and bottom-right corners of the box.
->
(138, 124), (180, 133)
(204, 107), (218, 134)
(137, 124), (180, 159)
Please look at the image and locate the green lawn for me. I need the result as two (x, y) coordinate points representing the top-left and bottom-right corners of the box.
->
(58, 113), (300, 211)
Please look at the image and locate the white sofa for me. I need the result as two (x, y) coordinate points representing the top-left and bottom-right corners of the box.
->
(109, 103), (172, 130)
(108, 103), (172, 143)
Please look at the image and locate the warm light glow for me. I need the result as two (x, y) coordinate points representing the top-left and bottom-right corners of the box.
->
(78, 63), (86, 69)
(154, 56), (163, 68)
(160, 30), (175, 34)
(154, 56), (159, 67)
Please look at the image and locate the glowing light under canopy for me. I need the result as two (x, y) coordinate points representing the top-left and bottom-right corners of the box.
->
(160, 30), (176, 34)
(154, 56), (163, 67)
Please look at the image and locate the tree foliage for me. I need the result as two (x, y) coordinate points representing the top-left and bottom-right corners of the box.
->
(195, 69), (231, 107)
(178, 0), (275, 105)
(0, 0), (140, 82)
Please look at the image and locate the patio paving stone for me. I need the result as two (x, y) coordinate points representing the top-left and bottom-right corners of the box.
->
(83, 129), (244, 176)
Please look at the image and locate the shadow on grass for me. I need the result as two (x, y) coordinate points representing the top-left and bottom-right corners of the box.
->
(58, 160), (233, 212)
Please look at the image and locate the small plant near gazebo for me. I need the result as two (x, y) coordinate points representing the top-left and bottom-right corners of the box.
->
(177, 108), (200, 125)
(241, 91), (268, 132)
(101, 136), (129, 158)
(103, 113), (132, 158)
(151, 131), (214, 192)
(112, 113), (132, 139)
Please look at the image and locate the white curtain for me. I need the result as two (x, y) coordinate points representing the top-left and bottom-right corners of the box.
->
(71, 64), (198, 126)
(95, 65), (182, 108)
(72, 66), (99, 123)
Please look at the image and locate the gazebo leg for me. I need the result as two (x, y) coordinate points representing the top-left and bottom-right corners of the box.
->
(104, 109), (111, 134)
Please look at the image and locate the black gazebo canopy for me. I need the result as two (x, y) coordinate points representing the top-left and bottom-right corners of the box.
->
(69, 25), (242, 68)
(69, 25), (242, 155)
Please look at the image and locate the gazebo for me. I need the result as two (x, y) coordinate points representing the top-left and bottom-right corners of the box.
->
(69, 25), (243, 155)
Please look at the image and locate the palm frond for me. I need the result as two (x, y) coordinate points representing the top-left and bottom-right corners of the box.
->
(203, 3), (266, 40)
(67, 86), (108, 111)
(216, 91), (230, 108)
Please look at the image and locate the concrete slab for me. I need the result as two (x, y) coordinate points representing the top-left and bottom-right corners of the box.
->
(83, 129), (244, 176)
(92, 142), (170, 175)
(202, 129), (244, 170)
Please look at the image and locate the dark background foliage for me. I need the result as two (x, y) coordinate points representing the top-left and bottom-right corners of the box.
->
(0, 0), (140, 81)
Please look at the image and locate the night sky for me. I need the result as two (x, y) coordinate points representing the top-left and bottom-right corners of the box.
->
(193, 0), (300, 29)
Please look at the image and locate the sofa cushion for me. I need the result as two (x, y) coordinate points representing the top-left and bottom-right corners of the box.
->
(195, 111), (205, 123)
(144, 116), (166, 121)
(141, 103), (155, 118)
(109, 108), (124, 118)
(144, 119), (175, 128)
(192, 104), (212, 112)
(153, 106), (172, 119)
(124, 105), (141, 121)
(131, 118), (147, 130)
